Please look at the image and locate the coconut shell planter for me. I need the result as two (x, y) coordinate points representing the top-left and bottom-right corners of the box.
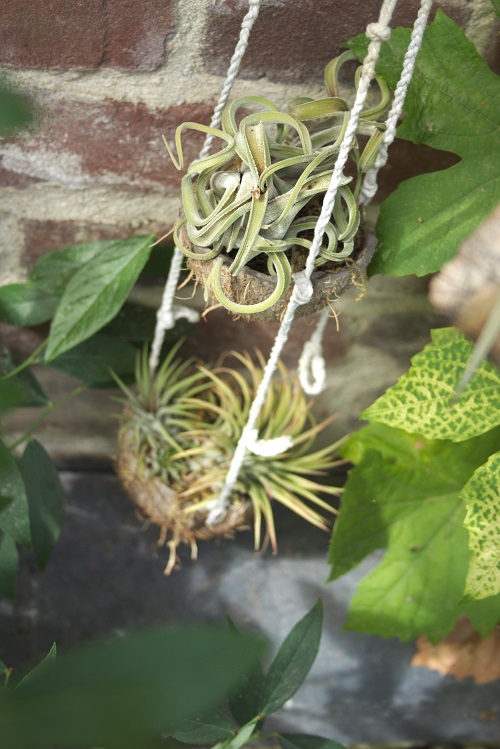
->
(116, 345), (344, 574)
(166, 51), (390, 321)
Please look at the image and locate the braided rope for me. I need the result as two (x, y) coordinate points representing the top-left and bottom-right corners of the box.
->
(206, 0), (400, 525)
(360, 0), (434, 205)
(298, 0), (433, 395)
(149, 0), (262, 374)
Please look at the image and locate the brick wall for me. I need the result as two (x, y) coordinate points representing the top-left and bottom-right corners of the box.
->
(0, 0), (498, 283)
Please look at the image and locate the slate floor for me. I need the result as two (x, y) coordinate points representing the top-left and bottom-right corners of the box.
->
(2, 470), (499, 746)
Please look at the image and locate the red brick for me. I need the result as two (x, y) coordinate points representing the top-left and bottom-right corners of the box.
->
(22, 219), (168, 268)
(203, 0), (469, 83)
(3, 94), (214, 192)
(0, 166), (41, 189)
(0, 0), (175, 71)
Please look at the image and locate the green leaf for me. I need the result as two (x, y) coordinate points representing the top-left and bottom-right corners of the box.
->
(29, 241), (111, 298)
(102, 302), (158, 342)
(0, 658), (12, 687)
(0, 283), (58, 326)
(48, 333), (137, 387)
(492, 0), (500, 18)
(16, 644), (57, 690)
(0, 625), (265, 749)
(279, 734), (347, 749)
(0, 438), (31, 548)
(45, 235), (154, 361)
(329, 424), (500, 641)
(227, 618), (265, 727)
(0, 380), (24, 414)
(223, 718), (258, 749)
(460, 593), (500, 637)
(0, 532), (18, 601)
(462, 451), (500, 600)
(20, 440), (65, 570)
(348, 12), (500, 277)
(0, 346), (49, 408)
(362, 328), (500, 442)
(258, 599), (322, 716)
(170, 710), (235, 745)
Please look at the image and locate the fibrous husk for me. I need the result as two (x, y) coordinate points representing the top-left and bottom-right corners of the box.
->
(181, 225), (377, 322)
(116, 427), (252, 574)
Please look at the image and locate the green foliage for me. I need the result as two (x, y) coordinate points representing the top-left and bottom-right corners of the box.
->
(168, 601), (345, 749)
(0, 627), (265, 749)
(45, 235), (154, 361)
(362, 328), (500, 441)
(329, 423), (500, 641)
(463, 451), (500, 600)
(0, 78), (33, 134)
(347, 11), (500, 276)
(20, 440), (65, 570)
(0, 234), (187, 599)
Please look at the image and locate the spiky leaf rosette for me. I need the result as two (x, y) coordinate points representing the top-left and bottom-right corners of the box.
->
(116, 347), (344, 573)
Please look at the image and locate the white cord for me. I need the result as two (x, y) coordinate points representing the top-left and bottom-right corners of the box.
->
(360, 0), (433, 205)
(208, 0), (400, 524)
(149, 0), (262, 375)
(297, 0), (433, 394)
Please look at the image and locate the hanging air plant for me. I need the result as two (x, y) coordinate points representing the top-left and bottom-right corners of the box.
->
(165, 51), (390, 320)
(116, 342), (344, 574)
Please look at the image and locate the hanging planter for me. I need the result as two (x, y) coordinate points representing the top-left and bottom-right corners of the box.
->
(115, 343), (344, 574)
(165, 52), (390, 320)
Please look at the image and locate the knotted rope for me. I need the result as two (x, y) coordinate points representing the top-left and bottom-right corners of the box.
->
(207, 0), (402, 525)
(149, 0), (262, 374)
(298, 0), (433, 396)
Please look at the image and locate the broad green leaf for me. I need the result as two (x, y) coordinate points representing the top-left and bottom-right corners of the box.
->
(227, 617), (265, 726)
(0, 625), (264, 749)
(0, 283), (58, 326)
(16, 645), (57, 690)
(0, 438), (31, 547)
(492, 0), (500, 17)
(29, 241), (111, 298)
(48, 334), (137, 387)
(170, 710), (235, 745)
(279, 734), (347, 749)
(462, 452), (500, 600)
(0, 532), (18, 601)
(258, 599), (322, 716)
(329, 424), (500, 641)
(460, 593), (500, 637)
(362, 329), (500, 442)
(0, 380), (24, 414)
(45, 235), (154, 361)
(348, 12), (500, 276)
(102, 302), (158, 342)
(20, 440), (65, 570)
(0, 347), (49, 408)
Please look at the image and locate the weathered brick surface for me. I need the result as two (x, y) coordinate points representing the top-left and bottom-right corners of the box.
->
(203, 0), (470, 83)
(0, 0), (175, 70)
(1, 95), (214, 191)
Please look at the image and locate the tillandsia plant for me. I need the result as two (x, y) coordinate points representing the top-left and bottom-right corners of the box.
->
(164, 51), (390, 318)
(116, 342), (344, 574)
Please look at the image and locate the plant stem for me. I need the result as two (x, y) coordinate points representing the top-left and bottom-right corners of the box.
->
(8, 385), (86, 451)
(0, 340), (48, 381)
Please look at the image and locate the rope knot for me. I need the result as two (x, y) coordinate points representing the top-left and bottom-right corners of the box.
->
(291, 273), (314, 306)
(366, 22), (391, 42)
(246, 428), (294, 457)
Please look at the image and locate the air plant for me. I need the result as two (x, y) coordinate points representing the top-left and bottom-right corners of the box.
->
(116, 343), (345, 574)
(164, 51), (390, 317)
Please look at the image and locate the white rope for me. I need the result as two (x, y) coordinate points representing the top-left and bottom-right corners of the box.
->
(359, 0), (433, 205)
(298, 307), (330, 395)
(297, 0), (433, 395)
(149, 0), (262, 374)
(207, 0), (400, 525)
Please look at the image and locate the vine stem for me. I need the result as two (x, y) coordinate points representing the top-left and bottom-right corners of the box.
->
(0, 340), (47, 382)
(8, 385), (86, 451)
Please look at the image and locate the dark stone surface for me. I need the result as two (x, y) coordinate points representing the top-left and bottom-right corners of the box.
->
(2, 471), (498, 745)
